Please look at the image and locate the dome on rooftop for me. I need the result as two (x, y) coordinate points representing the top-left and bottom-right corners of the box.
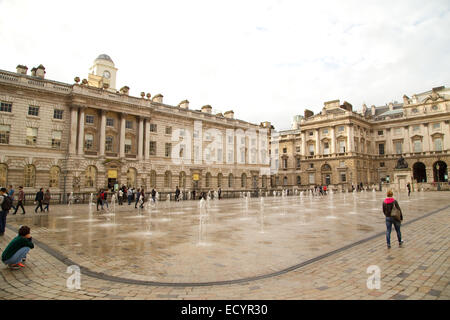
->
(96, 54), (114, 63)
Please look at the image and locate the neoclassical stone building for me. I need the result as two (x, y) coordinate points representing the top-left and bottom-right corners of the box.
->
(0, 55), (272, 196)
(274, 87), (450, 191)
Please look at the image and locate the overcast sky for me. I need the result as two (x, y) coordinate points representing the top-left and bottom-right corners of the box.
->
(1, 0), (449, 130)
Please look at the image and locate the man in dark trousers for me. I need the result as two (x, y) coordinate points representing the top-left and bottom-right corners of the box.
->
(175, 186), (180, 201)
(13, 186), (26, 215)
(407, 182), (411, 197)
(34, 188), (44, 213)
(0, 187), (13, 236)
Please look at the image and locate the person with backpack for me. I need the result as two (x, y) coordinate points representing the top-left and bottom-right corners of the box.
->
(382, 190), (404, 249)
(2, 225), (34, 269)
(0, 187), (13, 236)
(34, 188), (44, 213)
(13, 186), (26, 215)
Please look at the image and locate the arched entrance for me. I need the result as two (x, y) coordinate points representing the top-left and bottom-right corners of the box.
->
(433, 161), (448, 182)
(321, 164), (332, 185)
(413, 162), (427, 183)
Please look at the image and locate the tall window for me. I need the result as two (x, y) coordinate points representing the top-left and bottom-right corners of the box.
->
(179, 171), (186, 188)
(205, 173), (211, 188)
(413, 140), (422, 153)
(49, 166), (60, 188)
(378, 143), (385, 155)
(341, 173), (346, 182)
(53, 109), (64, 120)
(105, 136), (113, 152)
(165, 143), (172, 157)
(24, 165), (35, 187)
(228, 174), (233, 188)
(324, 142), (330, 154)
(164, 171), (171, 188)
(309, 173), (315, 184)
(125, 120), (133, 129)
(125, 138), (132, 154)
(106, 118), (114, 127)
(338, 126), (344, 132)
(0, 164), (7, 187)
(283, 158), (288, 169)
(84, 133), (93, 150)
(85, 166), (97, 188)
(283, 176), (288, 186)
(26, 127), (38, 146)
(150, 123), (157, 132)
(434, 138), (442, 152)
(241, 173), (247, 188)
(296, 158), (301, 168)
(395, 141), (403, 154)
(86, 115), (94, 124)
(52, 131), (62, 149)
(217, 173), (223, 187)
(0, 125), (10, 144)
(309, 144), (314, 155)
(28, 106), (39, 116)
(165, 126), (172, 135)
(0, 102), (12, 112)
(297, 176), (301, 185)
(149, 141), (156, 155)
(150, 170), (156, 187)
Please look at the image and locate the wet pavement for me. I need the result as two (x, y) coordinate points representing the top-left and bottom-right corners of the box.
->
(3, 190), (447, 285)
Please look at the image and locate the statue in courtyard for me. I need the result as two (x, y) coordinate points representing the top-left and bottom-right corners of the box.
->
(395, 156), (408, 169)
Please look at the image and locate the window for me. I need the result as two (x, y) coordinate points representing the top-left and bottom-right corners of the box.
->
(125, 120), (133, 129)
(339, 141), (346, 153)
(324, 142), (330, 155)
(395, 141), (402, 154)
(165, 143), (172, 157)
(241, 173), (247, 188)
(413, 125), (420, 132)
(283, 158), (288, 169)
(339, 161), (345, 167)
(283, 176), (288, 186)
(297, 176), (301, 185)
(105, 136), (113, 152)
(53, 109), (63, 120)
(296, 146), (301, 153)
(309, 163), (314, 169)
(380, 162), (385, 167)
(205, 173), (211, 188)
(0, 102), (12, 112)
(394, 128), (401, 135)
(431, 105), (438, 111)
(413, 140), (422, 153)
(228, 136), (233, 144)
(309, 131), (313, 136)
(24, 165), (35, 187)
(378, 143), (385, 155)
(323, 129), (329, 134)
(0, 125), (10, 144)
(125, 138), (132, 154)
(150, 123), (157, 132)
(86, 115), (94, 124)
(340, 173), (346, 182)
(106, 118), (114, 127)
(26, 127), (38, 146)
(217, 173), (223, 187)
(283, 147), (287, 153)
(412, 108), (418, 114)
(150, 171), (156, 187)
(434, 138), (442, 152)
(338, 126), (344, 132)
(165, 126), (172, 135)
(28, 106), (39, 116)
(49, 166), (60, 188)
(377, 130), (383, 136)
(309, 173), (315, 184)
(0, 164), (7, 187)
(432, 123), (441, 130)
(228, 174), (234, 188)
(164, 171), (171, 188)
(85, 166), (97, 188)
(127, 168), (137, 188)
(296, 158), (301, 168)
(149, 141), (156, 155)
(52, 131), (62, 149)
(217, 148), (223, 162)
(309, 144), (314, 155)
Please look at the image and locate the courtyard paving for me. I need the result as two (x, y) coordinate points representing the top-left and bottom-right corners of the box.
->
(0, 191), (449, 300)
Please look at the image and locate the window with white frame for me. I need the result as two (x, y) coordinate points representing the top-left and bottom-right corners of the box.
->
(309, 144), (314, 155)
(26, 127), (38, 146)
(105, 136), (114, 152)
(413, 140), (422, 153)
(0, 125), (10, 144)
(125, 138), (132, 154)
(106, 118), (114, 127)
(339, 140), (346, 153)
(86, 115), (94, 124)
(149, 141), (156, 155)
(52, 131), (62, 149)
(395, 141), (403, 154)
(0, 102), (12, 112)
(434, 138), (442, 152)
(53, 109), (63, 120)
(84, 133), (93, 150)
(28, 106), (39, 117)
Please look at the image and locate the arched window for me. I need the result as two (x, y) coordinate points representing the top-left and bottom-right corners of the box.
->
(150, 170), (156, 187)
(24, 164), (36, 188)
(297, 176), (301, 185)
(49, 166), (60, 188)
(217, 173), (223, 188)
(322, 164), (332, 171)
(413, 162), (427, 183)
(283, 176), (288, 186)
(205, 172), (212, 188)
(179, 171), (186, 188)
(228, 173), (233, 188)
(241, 173), (247, 188)
(85, 166), (97, 188)
(127, 168), (137, 187)
(164, 171), (172, 188)
(0, 163), (7, 187)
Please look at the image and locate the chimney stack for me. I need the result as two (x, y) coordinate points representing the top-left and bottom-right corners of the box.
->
(16, 65), (28, 75)
(36, 64), (46, 79)
(178, 100), (189, 109)
(120, 86), (130, 95)
(152, 94), (163, 103)
(304, 109), (314, 119)
(224, 110), (234, 119)
(201, 105), (212, 114)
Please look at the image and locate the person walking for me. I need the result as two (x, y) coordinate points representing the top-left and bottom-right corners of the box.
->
(96, 189), (103, 211)
(382, 190), (404, 249)
(103, 190), (109, 209)
(151, 188), (156, 203)
(134, 188), (141, 208)
(2, 226), (34, 269)
(127, 188), (133, 205)
(34, 188), (44, 213)
(175, 186), (180, 201)
(407, 182), (411, 197)
(13, 186), (26, 215)
(118, 188), (123, 205)
(0, 187), (13, 236)
(8, 185), (16, 212)
(218, 187), (222, 200)
(139, 189), (145, 208)
(43, 189), (51, 212)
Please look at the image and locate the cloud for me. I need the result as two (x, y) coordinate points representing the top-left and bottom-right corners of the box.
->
(0, 0), (449, 130)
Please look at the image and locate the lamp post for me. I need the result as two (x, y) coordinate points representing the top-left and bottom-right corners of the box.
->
(436, 163), (441, 191)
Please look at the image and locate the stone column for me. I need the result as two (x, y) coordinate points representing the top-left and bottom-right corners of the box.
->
(315, 129), (320, 155)
(331, 126), (336, 154)
(144, 118), (150, 160)
(301, 132), (306, 157)
(69, 106), (78, 154)
(99, 110), (106, 157)
(77, 107), (85, 155)
(138, 117), (144, 160)
(119, 113), (126, 158)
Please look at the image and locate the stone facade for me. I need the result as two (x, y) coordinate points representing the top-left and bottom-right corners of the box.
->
(0, 55), (271, 195)
(274, 88), (450, 191)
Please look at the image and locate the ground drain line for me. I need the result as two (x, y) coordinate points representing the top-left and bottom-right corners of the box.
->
(6, 203), (450, 287)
